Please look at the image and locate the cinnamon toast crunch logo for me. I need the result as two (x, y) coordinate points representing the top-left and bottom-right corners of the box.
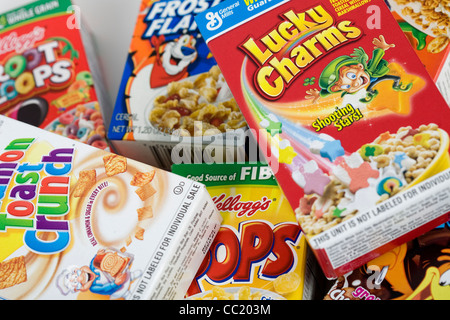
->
(240, 5), (362, 99)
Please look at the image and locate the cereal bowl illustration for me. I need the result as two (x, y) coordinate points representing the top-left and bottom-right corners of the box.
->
(295, 124), (450, 235)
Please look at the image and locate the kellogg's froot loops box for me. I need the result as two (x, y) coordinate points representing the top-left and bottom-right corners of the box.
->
(0, 0), (110, 151)
(0, 115), (222, 300)
(108, 0), (247, 170)
(172, 162), (324, 300)
(195, 0), (450, 278)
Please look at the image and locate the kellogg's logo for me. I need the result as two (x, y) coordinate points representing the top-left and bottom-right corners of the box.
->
(212, 193), (272, 217)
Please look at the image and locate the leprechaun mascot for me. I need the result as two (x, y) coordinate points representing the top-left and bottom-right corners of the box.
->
(306, 35), (413, 103)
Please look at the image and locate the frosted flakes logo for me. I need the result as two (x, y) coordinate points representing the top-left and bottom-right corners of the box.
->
(205, 11), (222, 30)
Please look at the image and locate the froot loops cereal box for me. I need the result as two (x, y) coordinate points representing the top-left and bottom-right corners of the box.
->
(0, 0), (110, 151)
(107, 0), (248, 170)
(195, 0), (450, 278)
(172, 162), (325, 300)
(0, 115), (222, 300)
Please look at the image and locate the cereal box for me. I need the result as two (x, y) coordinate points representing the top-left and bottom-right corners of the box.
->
(107, 0), (248, 170)
(386, 0), (450, 104)
(0, 0), (111, 151)
(195, 0), (450, 278)
(324, 221), (450, 300)
(172, 162), (326, 300)
(0, 115), (222, 300)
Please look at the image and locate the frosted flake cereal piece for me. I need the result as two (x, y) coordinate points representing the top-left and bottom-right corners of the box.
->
(137, 206), (154, 221)
(0, 256), (27, 289)
(135, 183), (157, 201)
(103, 154), (127, 176)
(73, 169), (97, 197)
(135, 227), (145, 240)
(130, 170), (156, 187)
(273, 272), (301, 295)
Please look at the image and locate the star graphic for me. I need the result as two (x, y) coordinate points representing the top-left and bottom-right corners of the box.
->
(320, 139), (345, 162)
(302, 169), (331, 195)
(394, 152), (407, 168)
(378, 132), (392, 142)
(265, 120), (283, 136)
(332, 207), (346, 218)
(299, 196), (317, 215)
(278, 145), (297, 164)
(341, 161), (380, 193)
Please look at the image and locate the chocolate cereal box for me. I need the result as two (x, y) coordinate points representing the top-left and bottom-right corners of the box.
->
(324, 221), (450, 300)
(0, 0), (111, 151)
(0, 115), (222, 300)
(195, 0), (450, 278)
(172, 162), (326, 300)
(107, 0), (248, 170)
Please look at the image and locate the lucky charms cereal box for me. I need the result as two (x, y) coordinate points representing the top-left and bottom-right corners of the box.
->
(0, 0), (111, 150)
(195, 0), (450, 278)
(0, 115), (222, 300)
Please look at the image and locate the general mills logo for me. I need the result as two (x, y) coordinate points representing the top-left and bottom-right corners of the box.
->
(205, 11), (222, 31)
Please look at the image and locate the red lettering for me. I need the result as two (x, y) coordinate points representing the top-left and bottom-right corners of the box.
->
(7, 200), (34, 217)
(262, 223), (301, 277)
(234, 221), (273, 281)
(207, 227), (240, 282)
(0, 150), (24, 162)
(40, 176), (70, 194)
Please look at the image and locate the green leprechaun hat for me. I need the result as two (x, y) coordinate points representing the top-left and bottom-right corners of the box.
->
(319, 55), (361, 95)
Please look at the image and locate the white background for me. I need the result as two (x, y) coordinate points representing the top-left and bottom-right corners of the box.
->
(1, 0), (143, 117)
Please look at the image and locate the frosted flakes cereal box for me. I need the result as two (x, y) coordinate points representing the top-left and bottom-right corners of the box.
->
(0, 0), (111, 151)
(172, 162), (326, 300)
(324, 221), (450, 300)
(386, 0), (450, 104)
(0, 115), (222, 300)
(107, 0), (247, 170)
(195, 0), (450, 278)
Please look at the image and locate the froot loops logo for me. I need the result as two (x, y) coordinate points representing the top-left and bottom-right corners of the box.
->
(0, 39), (75, 109)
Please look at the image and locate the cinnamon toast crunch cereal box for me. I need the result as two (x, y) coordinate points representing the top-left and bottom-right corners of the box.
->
(386, 0), (450, 104)
(0, 115), (222, 300)
(0, 0), (111, 151)
(172, 162), (325, 300)
(195, 0), (450, 278)
(107, 0), (247, 170)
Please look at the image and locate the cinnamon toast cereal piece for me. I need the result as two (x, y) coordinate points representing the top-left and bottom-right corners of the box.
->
(73, 169), (97, 197)
(135, 227), (145, 240)
(103, 154), (127, 176)
(0, 256), (27, 289)
(135, 183), (157, 200)
(137, 206), (154, 221)
(130, 170), (156, 187)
